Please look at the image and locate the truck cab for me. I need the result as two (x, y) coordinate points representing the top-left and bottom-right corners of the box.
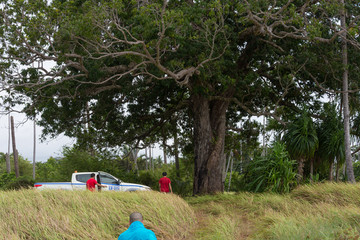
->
(34, 171), (151, 192)
(73, 171), (150, 192)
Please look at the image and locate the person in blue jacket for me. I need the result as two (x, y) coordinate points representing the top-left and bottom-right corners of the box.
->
(118, 212), (157, 240)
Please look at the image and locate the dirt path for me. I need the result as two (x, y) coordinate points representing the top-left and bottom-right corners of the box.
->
(189, 208), (254, 240)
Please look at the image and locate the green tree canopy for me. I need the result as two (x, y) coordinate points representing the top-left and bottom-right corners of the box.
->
(2, 0), (360, 193)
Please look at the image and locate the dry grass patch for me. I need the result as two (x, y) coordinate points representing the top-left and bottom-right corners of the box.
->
(187, 193), (254, 240)
(187, 183), (360, 240)
(251, 183), (360, 240)
(0, 190), (195, 240)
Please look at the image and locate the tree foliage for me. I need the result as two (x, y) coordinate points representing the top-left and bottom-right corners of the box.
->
(1, 0), (360, 193)
(283, 110), (319, 160)
(0, 153), (34, 189)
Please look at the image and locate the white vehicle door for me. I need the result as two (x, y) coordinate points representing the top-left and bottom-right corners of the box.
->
(98, 172), (121, 191)
(72, 173), (91, 190)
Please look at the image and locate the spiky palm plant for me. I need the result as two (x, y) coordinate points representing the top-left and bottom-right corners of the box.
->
(283, 110), (318, 183)
(242, 141), (297, 193)
(317, 103), (344, 181)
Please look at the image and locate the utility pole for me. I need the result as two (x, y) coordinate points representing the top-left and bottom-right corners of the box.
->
(11, 116), (19, 178)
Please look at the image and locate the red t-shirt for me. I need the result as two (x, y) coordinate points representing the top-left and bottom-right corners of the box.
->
(86, 178), (97, 192)
(159, 177), (171, 192)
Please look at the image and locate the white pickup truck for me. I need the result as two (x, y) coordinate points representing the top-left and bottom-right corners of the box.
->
(34, 171), (151, 192)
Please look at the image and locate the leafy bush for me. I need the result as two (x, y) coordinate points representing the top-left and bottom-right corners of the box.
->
(0, 153), (34, 178)
(241, 141), (297, 193)
(224, 171), (243, 192)
(0, 172), (16, 188)
(353, 161), (360, 182)
(0, 173), (34, 190)
(130, 164), (193, 196)
(119, 161), (193, 196)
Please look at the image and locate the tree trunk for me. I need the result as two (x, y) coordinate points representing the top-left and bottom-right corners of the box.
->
(33, 119), (36, 180)
(227, 154), (233, 192)
(192, 94), (229, 195)
(5, 154), (11, 174)
(132, 149), (139, 172)
(329, 161), (334, 181)
(174, 129), (180, 178)
(162, 135), (167, 164)
(310, 158), (314, 183)
(340, 0), (355, 183)
(11, 116), (20, 178)
(262, 116), (267, 156)
(222, 153), (229, 188)
(149, 145), (153, 170)
(145, 147), (148, 171)
(336, 161), (340, 182)
(6, 114), (11, 173)
(297, 157), (305, 184)
(85, 101), (95, 156)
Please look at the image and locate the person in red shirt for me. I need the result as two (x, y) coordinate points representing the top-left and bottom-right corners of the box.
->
(158, 172), (172, 193)
(86, 173), (107, 192)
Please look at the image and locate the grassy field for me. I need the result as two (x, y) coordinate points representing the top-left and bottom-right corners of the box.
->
(188, 182), (360, 240)
(2, 183), (360, 239)
(0, 190), (195, 239)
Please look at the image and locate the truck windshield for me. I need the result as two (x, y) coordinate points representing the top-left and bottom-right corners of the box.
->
(99, 173), (118, 184)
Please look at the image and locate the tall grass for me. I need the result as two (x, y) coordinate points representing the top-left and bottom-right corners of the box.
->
(3, 183), (360, 239)
(187, 193), (255, 240)
(0, 190), (195, 240)
(187, 183), (360, 240)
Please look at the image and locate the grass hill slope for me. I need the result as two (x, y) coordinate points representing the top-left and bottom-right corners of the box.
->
(2, 183), (360, 239)
(0, 190), (195, 240)
(187, 182), (360, 240)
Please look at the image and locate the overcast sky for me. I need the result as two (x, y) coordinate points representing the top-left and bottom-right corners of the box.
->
(0, 112), (75, 163)
(0, 111), (164, 163)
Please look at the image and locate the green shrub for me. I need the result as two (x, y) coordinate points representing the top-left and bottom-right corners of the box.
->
(224, 171), (243, 192)
(0, 173), (34, 190)
(127, 162), (193, 196)
(242, 141), (297, 193)
(0, 172), (17, 188)
(353, 161), (360, 181)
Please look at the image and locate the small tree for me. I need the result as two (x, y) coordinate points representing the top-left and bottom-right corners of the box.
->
(317, 103), (344, 181)
(283, 110), (318, 183)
